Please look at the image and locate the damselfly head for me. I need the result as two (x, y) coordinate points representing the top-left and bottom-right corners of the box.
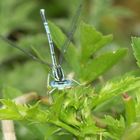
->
(50, 80), (73, 90)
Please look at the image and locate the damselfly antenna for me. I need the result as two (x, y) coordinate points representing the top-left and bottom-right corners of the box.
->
(40, 9), (73, 91)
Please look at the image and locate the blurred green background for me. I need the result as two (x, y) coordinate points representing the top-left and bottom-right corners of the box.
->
(0, 0), (140, 93)
(0, 0), (140, 139)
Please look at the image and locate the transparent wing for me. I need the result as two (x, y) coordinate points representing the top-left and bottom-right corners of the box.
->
(0, 35), (52, 67)
(59, 0), (84, 65)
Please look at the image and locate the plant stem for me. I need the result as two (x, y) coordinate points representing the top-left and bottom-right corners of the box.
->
(123, 93), (136, 126)
(1, 120), (16, 140)
(52, 120), (82, 137)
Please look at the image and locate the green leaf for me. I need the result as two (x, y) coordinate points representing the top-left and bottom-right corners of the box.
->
(80, 22), (113, 63)
(104, 115), (125, 140)
(92, 76), (140, 108)
(80, 48), (127, 82)
(49, 92), (65, 121)
(45, 125), (61, 140)
(132, 37), (140, 68)
(48, 21), (127, 84)
(0, 99), (49, 122)
(123, 94), (136, 126)
(49, 21), (79, 72)
(0, 99), (23, 120)
(26, 103), (49, 123)
(60, 106), (81, 127)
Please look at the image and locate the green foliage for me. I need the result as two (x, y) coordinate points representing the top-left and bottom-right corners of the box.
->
(123, 95), (136, 126)
(92, 76), (140, 109)
(0, 34), (50, 92)
(0, 0), (139, 139)
(80, 23), (113, 63)
(0, 75), (140, 139)
(104, 116), (125, 140)
(49, 21), (127, 83)
(132, 37), (140, 68)
(0, 0), (36, 35)
(0, 99), (48, 121)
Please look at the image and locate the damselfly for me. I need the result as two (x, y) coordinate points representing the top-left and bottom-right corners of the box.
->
(0, 0), (83, 94)
(40, 9), (73, 92)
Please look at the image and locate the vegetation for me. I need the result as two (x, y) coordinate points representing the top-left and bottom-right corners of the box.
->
(0, 0), (140, 139)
